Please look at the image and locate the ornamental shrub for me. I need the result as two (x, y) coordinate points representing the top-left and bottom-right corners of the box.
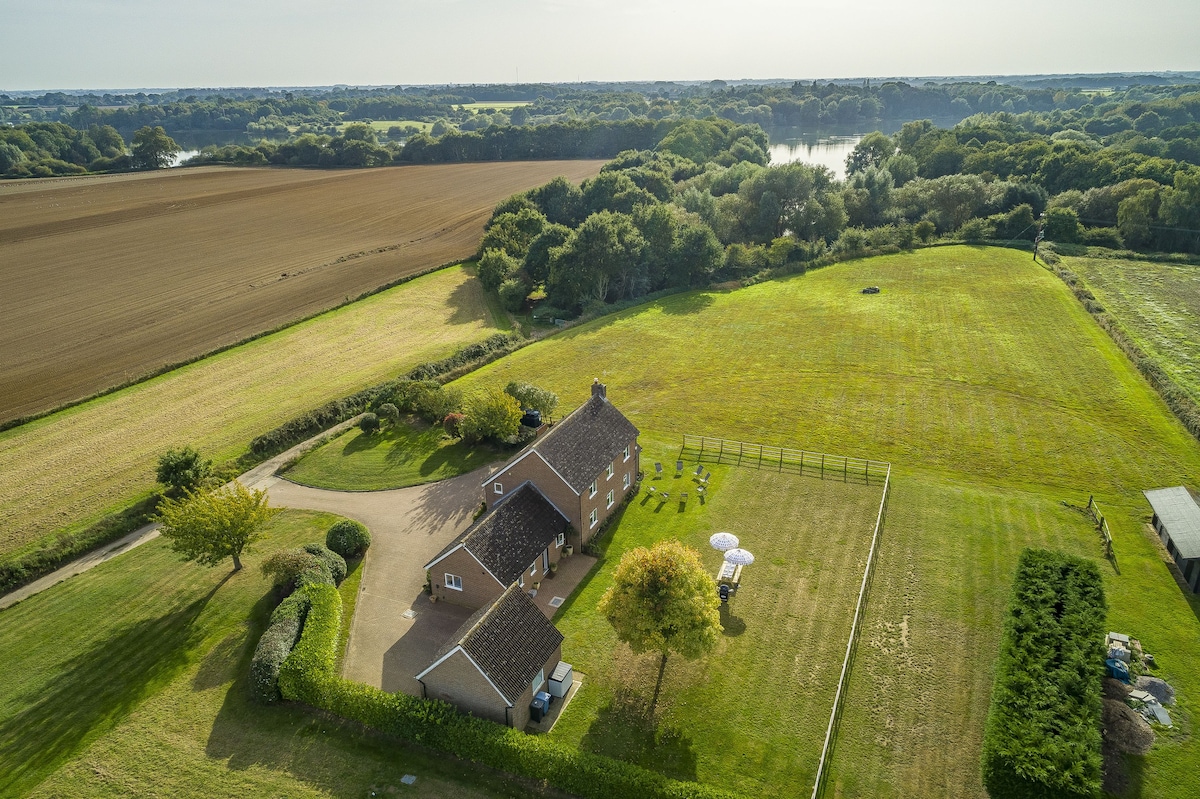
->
(981, 548), (1106, 799)
(326, 519), (371, 558)
(301, 542), (347, 585)
(376, 402), (400, 422)
(260, 549), (322, 591)
(359, 413), (380, 435)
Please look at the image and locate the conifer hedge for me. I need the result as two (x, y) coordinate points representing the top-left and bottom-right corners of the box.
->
(981, 549), (1107, 799)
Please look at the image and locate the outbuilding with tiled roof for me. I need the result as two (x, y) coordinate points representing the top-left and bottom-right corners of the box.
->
(415, 584), (564, 728)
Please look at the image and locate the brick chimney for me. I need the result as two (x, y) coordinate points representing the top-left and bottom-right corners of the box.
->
(591, 378), (607, 401)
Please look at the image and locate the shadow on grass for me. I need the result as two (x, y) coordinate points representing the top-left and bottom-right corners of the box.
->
(719, 605), (746, 637)
(658, 292), (715, 316)
(0, 576), (229, 796)
(579, 687), (698, 782)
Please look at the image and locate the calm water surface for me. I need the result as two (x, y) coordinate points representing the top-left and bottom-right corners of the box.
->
(767, 134), (862, 179)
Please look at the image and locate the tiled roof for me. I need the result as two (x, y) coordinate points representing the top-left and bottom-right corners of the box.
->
(439, 585), (564, 704)
(426, 484), (567, 585)
(1145, 486), (1200, 559)
(490, 390), (638, 494)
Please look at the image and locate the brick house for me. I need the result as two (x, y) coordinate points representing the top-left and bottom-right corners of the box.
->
(483, 379), (640, 552)
(415, 584), (564, 729)
(424, 483), (570, 608)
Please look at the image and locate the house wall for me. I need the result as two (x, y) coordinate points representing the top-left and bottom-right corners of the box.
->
(431, 549), (503, 609)
(580, 436), (641, 546)
(420, 650), (510, 726)
(510, 645), (564, 730)
(488, 456), (581, 532)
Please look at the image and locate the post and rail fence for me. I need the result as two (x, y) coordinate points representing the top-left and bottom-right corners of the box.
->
(680, 433), (890, 486)
(1086, 495), (1115, 559)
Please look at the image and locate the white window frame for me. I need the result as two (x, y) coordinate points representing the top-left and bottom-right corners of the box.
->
(589, 508), (598, 528)
(623, 472), (630, 489)
(493, 482), (503, 495)
(530, 562), (538, 577)
(623, 445), (631, 462)
(445, 573), (463, 591)
(556, 531), (565, 547)
(606, 463), (614, 479)
(531, 668), (545, 694)
(589, 480), (597, 498)
(606, 489), (615, 509)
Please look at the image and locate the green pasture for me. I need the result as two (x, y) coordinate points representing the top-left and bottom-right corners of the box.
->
(282, 415), (498, 491)
(449, 246), (1200, 798)
(549, 436), (886, 794)
(0, 265), (503, 560)
(1069, 255), (1200, 405)
(338, 119), (433, 135)
(0, 511), (539, 798)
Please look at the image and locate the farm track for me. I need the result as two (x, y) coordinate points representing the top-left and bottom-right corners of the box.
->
(0, 161), (602, 422)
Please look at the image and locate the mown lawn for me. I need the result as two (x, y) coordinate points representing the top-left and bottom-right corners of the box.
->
(449, 246), (1200, 798)
(548, 435), (885, 794)
(1069, 255), (1200, 405)
(0, 510), (554, 799)
(282, 415), (498, 491)
(0, 265), (504, 560)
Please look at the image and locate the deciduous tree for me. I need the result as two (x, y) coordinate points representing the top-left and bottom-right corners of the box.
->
(598, 539), (721, 709)
(131, 125), (180, 169)
(155, 482), (279, 571)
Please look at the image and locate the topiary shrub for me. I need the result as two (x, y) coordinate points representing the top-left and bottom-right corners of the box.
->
(249, 591), (311, 703)
(359, 413), (380, 435)
(302, 542), (347, 585)
(261, 549), (323, 592)
(326, 519), (371, 558)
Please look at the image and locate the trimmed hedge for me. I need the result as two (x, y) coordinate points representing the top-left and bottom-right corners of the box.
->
(404, 333), (522, 381)
(301, 542), (347, 585)
(278, 583), (737, 799)
(326, 519), (371, 558)
(250, 591), (311, 703)
(981, 549), (1107, 799)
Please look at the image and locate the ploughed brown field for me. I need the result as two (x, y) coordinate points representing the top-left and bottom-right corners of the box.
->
(0, 161), (602, 423)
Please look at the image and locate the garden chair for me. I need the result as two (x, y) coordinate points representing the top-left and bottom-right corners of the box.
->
(655, 462), (664, 478)
(659, 491), (669, 502)
(694, 464), (704, 477)
(675, 460), (684, 477)
(701, 471), (712, 484)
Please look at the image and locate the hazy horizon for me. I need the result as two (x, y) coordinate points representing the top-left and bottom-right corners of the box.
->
(3, 0), (1198, 92)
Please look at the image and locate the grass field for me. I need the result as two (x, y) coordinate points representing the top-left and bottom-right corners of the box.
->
(548, 436), (885, 794)
(1069, 256), (1200, 405)
(337, 119), (434, 134)
(0, 266), (503, 560)
(0, 510), (551, 799)
(0, 160), (602, 420)
(281, 415), (498, 491)
(458, 102), (531, 113)
(447, 246), (1200, 797)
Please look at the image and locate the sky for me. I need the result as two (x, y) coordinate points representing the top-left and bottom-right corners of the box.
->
(2, 0), (1199, 91)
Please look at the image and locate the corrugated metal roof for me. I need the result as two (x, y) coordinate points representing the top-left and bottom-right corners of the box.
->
(1144, 486), (1200, 559)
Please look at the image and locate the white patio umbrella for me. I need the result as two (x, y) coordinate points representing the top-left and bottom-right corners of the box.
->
(723, 548), (755, 566)
(709, 532), (739, 552)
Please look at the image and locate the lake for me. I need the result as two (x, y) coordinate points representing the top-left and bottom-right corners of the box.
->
(767, 133), (863, 179)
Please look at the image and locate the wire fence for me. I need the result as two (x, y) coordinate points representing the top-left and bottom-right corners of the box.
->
(809, 464), (891, 798)
(679, 434), (890, 486)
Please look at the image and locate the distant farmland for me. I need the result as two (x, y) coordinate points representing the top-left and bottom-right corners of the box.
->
(0, 161), (602, 422)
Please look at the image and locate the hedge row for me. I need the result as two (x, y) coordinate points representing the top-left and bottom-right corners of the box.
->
(250, 591), (311, 703)
(0, 494), (160, 594)
(249, 332), (525, 460)
(1052, 264), (1200, 441)
(278, 583), (738, 799)
(981, 549), (1107, 799)
(404, 332), (522, 381)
